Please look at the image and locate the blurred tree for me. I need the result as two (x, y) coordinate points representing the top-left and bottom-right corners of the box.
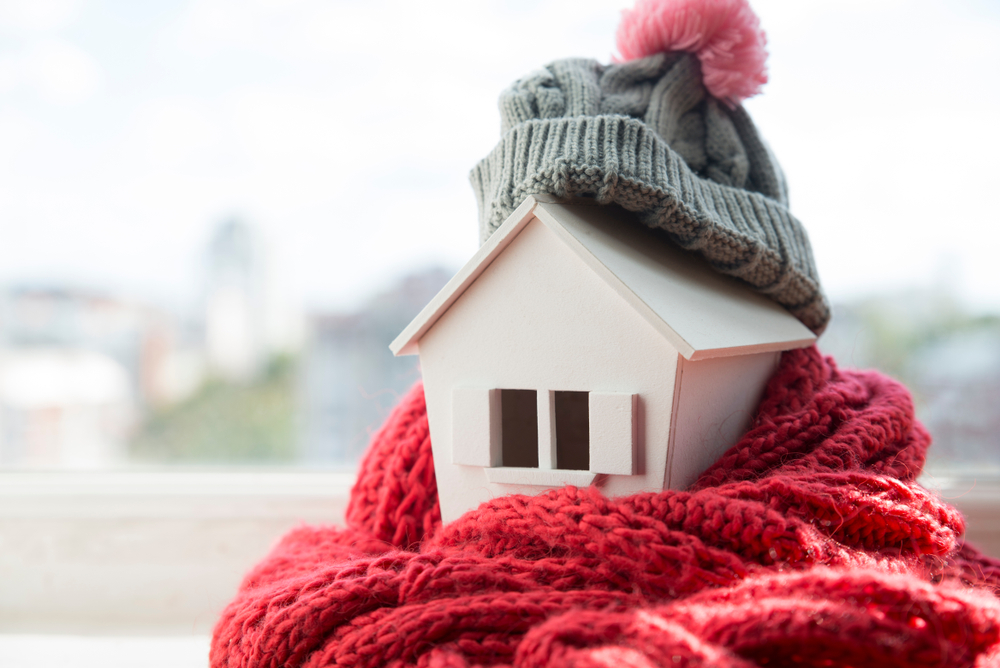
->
(129, 355), (297, 464)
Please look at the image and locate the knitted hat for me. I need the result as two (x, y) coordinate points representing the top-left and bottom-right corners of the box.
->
(469, 0), (830, 334)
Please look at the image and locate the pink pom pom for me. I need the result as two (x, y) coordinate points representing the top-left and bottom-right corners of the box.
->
(615, 0), (768, 103)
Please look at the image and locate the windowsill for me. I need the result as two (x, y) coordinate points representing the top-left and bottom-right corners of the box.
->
(0, 470), (354, 635)
(0, 470), (356, 519)
(484, 467), (597, 486)
(0, 635), (210, 668)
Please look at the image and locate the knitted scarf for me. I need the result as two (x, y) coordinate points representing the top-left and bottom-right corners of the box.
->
(211, 348), (1000, 668)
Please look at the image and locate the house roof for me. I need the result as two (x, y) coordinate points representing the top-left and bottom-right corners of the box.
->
(391, 195), (816, 360)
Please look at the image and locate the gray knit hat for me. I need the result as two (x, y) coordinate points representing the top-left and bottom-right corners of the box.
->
(469, 3), (830, 334)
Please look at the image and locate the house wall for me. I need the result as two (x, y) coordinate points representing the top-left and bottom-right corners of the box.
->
(418, 217), (680, 523)
(667, 351), (781, 490)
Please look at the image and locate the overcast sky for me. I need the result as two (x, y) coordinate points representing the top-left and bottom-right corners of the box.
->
(0, 0), (998, 315)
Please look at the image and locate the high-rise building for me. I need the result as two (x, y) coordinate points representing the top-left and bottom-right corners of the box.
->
(204, 219), (267, 381)
(204, 218), (302, 382)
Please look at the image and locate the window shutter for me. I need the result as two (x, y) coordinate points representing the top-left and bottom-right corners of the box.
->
(451, 388), (501, 467)
(589, 393), (637, 475)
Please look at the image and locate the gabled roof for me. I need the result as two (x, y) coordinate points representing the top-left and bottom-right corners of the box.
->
(391, 195), (815, 360)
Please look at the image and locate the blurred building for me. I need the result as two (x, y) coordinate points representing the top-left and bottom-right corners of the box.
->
(0, 348), (131, 468)
(0, 286), (143, 363)
(205, 220), (266, 381)
(204, 218), (301, 382)
(0, 288), (138, 467)
(298, 268), (451, 465)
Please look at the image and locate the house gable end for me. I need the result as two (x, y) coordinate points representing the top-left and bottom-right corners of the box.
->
(390, 196), (541, 356)
(532, 201), (816, 359)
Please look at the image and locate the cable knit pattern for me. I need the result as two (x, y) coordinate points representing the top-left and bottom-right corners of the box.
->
(211, 348), (1000, 668)
(470, 55), (830, 333)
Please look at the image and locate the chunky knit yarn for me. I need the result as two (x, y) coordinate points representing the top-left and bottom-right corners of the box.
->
(211, 348), (1000, 668)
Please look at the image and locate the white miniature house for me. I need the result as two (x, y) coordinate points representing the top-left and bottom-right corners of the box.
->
(391, 196), (816, 523)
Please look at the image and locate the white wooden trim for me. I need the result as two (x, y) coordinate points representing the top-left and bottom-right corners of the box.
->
(451, 388), (500, 467)
(484, 467), (596, 487)
(589, 392), (638, 475)
(664, 352), (686, 489)
(538, 390), (556, 470)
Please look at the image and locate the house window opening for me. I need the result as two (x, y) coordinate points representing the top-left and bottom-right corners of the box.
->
(501, 389), (538, 467)
(555, 391), (589, 470)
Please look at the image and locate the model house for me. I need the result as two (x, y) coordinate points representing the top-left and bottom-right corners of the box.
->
(391, 195), (816, 522)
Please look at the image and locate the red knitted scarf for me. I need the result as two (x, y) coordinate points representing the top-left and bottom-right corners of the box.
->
(211, 348), (1000, 668)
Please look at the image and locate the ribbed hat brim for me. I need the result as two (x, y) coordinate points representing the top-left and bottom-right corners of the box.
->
(470, 114), (829, 334)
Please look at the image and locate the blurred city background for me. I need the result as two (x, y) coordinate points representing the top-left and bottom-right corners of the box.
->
(0, 0), (997, 475)
(0, 220), (450, 469)
(1, 236), (997, 476)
